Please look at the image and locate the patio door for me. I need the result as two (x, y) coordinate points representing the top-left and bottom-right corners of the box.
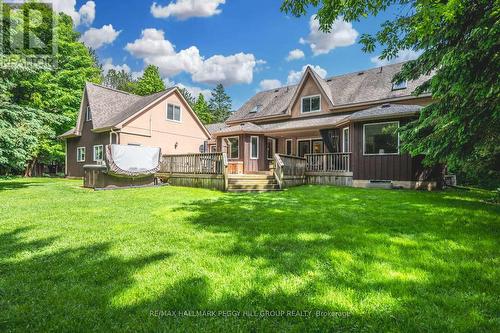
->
(298, 140), (311, 157)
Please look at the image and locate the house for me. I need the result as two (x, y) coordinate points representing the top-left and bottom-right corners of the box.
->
(60, 83), (211, 177)
(207, 62), (442, 189)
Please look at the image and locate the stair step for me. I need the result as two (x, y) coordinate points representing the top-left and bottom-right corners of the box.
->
(228, 184), (279, 190)
(228, 188), (282, 193)
(228, 180), (277, 185)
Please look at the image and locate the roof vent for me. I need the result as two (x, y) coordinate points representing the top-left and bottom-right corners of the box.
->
(381, 103), (391, 108)
(357, 72), (364, 76)
(326, 78), (332, 82)
(250, 104), (263, 113)
(274, 89), (280, 92)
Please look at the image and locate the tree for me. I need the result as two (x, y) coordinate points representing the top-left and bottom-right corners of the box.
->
(0, 57), (64, 174)
(178, 87), (195, 108)
(134, 65), (165, 96)
(1, 2), (102, 175)
(103, 69), (137, 93)
(208, 84), (232, 123)
(281, 0), (500, 187)
(193, 94), (213, 124)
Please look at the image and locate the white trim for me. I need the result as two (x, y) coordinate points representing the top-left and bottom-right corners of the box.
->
(224, 136), (240, 160)
(76, 147), (85, 162)
(93, 145), (103, 161)
(362, 121), (400, 156)
(300, 94), (321, 114)
(342, 127), (350, 153)
(166, 103), (182, 123)
(250, 136), (259, 159)
(285, 139), (293, 155)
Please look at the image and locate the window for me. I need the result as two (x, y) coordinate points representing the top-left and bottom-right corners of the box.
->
(225, 137), (239, 159)
(250, 136), (259, 159)
(85, 106), (92, 121)
(250, 104), (263, 113)
(301, 95), (321, 113)
(363, 121), (400, 155)
(312, 139), (323, 154)
(392, 80), (407, 90)
(297, 140), (311, 157)
(285, 139), (292, 156)
(93, 145), (103, 161)
(76, 147), (85, 162)
(342, 127), (350, 152)
(166, 103), (181, 122)
(267, 138), (276, 159)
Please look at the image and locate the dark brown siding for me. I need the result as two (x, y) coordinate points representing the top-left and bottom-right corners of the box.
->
(352, 118), (414, 181)
(66, 95), (110, 177)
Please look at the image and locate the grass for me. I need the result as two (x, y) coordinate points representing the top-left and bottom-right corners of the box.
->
(0, 178), (498, 332)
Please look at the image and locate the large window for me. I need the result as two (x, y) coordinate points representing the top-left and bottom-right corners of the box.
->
(285, 139), (292, 155)
(301, 95), (321, 113)
(267, 138), (276, 159)
(166, 103), (181, 122)
(363, 121), (399, 155)
(93, 145), (103, 161)
(225, 137), (239, 159)
(77, 147), (85, 162)
(342, 127), (350, 152)
(250, 136), (259, 159)
(298, 140), (311, 157)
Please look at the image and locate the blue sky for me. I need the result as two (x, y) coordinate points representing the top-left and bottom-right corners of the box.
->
(62, 0), (417, 109)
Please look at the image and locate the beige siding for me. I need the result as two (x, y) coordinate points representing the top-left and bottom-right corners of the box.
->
(290, 75), (331, 118)
(119, 91), (209, 154)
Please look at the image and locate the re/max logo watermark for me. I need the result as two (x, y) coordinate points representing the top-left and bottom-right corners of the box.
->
(1, 0), (57, 65)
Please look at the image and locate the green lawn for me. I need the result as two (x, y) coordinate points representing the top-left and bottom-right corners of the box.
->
(0, 178), (498, 332)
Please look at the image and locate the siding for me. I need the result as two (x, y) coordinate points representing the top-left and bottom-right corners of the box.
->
(352, 118), (413, 181)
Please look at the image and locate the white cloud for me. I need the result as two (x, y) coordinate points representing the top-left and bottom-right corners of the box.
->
(80, 24), (121, 49)
(370, 49), (423, 67)
(300, 15), (358, 56)
(287, 64), (327, 85)
(102, 58), (131, 75)
(52, 0), (95, 26)
(192, 53), (258, 86)
(178, 83), (212, 100)
(126, 28), (261, 86)
(286, 49), (305, 61)
(259, 79), (282, 91)
(151, 0), (225, 20)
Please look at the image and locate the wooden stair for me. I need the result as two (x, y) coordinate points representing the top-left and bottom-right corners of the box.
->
(227, 174), (280, 192)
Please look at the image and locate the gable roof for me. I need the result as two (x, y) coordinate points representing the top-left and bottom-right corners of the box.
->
(228, 62), (431, 123)
(206, 122), (228, 134)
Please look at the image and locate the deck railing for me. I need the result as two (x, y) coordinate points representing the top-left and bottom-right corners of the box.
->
(160, 152), (227, 174)
(305, 153), (351, 173)
(279, 154), (307, 176)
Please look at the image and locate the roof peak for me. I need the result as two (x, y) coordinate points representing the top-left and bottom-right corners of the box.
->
(86, 82), (138, 96)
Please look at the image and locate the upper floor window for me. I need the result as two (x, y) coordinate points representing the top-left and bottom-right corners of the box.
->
(392, 80), (407, 90)
(85, 106), (92, 121)
(166, 103), (181, 122)
(363, 121), (399, 155)
(301, 95), (321, 113)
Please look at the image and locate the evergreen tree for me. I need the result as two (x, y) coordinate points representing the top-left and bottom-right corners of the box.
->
(193, 94), (213, 124)
(208, 84), (232, 123)
(103, 69), (136, 93)
(178, 87), (195, 108)
(134, 65), (165, 96)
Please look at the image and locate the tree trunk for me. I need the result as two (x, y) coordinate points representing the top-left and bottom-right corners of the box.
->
(24, 158), (37, 177)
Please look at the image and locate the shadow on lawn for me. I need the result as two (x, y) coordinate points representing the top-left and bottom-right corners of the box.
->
(0, 181), (43, 191)
(0, 188), (497, 332)
(164, 188), (498, 331)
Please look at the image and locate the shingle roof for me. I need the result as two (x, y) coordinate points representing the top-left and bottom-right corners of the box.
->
(228, 62), (430, 123)
(214, 122), (264, 135)
(260, 115), (348, 132)
(85, 83), (143, 130)
(348, 104), (422, 121)
(205, 122), (228, 134)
